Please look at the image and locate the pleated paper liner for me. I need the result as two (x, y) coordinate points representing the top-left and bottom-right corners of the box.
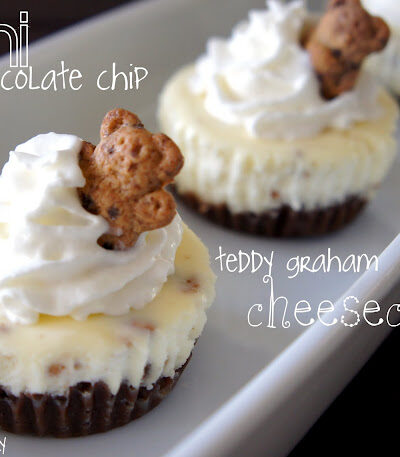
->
(0, 357), (190, 437)
(177, 191), (367, 237)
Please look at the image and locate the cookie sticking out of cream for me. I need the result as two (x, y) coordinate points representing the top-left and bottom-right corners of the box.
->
(306, 0), (390, 99)
(190, 0), (384, 140)
(0, 131), (183, 324)
(78, 109), (184, 250)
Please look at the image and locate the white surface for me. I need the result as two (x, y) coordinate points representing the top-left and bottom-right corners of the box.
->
(0, 0), (399, 456)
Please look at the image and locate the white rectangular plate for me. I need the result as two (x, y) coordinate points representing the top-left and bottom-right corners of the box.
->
(0, 1), (399, 456)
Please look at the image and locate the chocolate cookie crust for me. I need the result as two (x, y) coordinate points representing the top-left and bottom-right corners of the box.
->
(0, 359), (189, 437)
(177, 191), (367, 237)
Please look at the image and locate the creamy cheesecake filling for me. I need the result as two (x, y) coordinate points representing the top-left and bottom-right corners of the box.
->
(0, 226), (215, 395)
(159, 65), (398, 214)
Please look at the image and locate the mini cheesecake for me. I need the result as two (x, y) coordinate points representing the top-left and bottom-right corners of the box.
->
(0, 110), (216, 437)
(0, 226), (215, 436)
(158, 0), (398, 237)
(159, 65), (398, 236)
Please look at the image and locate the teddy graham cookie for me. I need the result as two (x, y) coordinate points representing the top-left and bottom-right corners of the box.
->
(0, 109), (215, 436)
(306, 0), (390, 99)
(78, 108), (183, 250)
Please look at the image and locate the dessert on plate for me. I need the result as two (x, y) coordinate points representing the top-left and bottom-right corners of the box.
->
(362, 0), (400, 96)
(0, 109), (216, 436)
(159, 0), (399, 237)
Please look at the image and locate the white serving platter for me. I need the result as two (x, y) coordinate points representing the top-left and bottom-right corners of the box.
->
(0, 1), (399, 456)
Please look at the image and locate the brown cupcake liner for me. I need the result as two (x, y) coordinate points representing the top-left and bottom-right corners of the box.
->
(177, 190), (367, 237)
(0, 357), (190, 437)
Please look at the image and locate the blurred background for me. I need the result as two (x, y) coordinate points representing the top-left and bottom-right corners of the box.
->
(0, 0), (328, 56)
(0, 1), (130, 55)
(0, 0), (397, 456)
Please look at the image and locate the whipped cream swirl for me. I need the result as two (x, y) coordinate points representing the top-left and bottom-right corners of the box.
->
(363, 0), (400, 27)
(0, 133), (182, 325)
(190, 0), (381, 140)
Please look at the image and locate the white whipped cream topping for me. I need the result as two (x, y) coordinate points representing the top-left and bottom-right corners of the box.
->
(190, 0), (381, 140)
(0, 133), (182, 325)
(362, 0), (400, 94)
(362, 0), (400, 27)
